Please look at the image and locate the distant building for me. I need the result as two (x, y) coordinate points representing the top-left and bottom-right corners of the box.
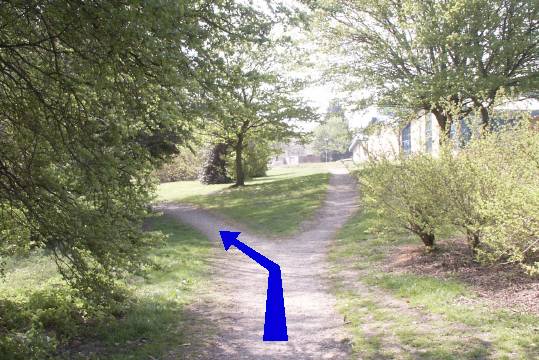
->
(271, 142), (321, 166)
(349, 100), (539, 164)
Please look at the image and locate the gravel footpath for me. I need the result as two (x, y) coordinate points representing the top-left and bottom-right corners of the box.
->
(155, 165), (359, 359)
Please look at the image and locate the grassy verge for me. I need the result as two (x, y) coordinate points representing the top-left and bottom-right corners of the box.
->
(0, 215), (211, 359)
(157, 163), (333, 237)
(330, 210), (539, 359)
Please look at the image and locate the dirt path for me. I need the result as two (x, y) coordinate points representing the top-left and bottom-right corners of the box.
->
(155, 165), (359, 359)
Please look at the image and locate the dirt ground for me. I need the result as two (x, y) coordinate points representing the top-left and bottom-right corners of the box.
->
(387, 238), (539, 315)
(155, 165), (359, 359)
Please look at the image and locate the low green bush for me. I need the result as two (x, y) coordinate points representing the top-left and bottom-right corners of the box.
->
(0, 287), (122, 359)
(155, 149), (203, 183)
(0, 289), (77, 359)
(358, 119), (539, 273)
(360, 154), (448, 250)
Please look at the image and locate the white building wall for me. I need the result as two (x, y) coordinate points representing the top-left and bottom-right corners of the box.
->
(351, 127), (400, 164)
(407, 112), (441, 157)
(350, 112), (441, 164)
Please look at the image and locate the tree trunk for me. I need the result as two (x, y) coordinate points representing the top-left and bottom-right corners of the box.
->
(420, 232), (435, 250)
(410, 223), (435, 250)
(432, 109), (452, 145)
(467, 229), (481, 255)
(234, 135), (245, 187)
(479, 106), (490, 134)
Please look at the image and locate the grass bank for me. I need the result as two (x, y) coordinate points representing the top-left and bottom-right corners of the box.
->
(157, 163), (333, 237)
(0, 216), (211, 359)
(330, 210), (539, 359)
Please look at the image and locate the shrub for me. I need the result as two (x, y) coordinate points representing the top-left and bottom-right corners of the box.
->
(0, 286), (125, 359)
(359, 154), (448, 250)
(228, 140), (273, 180)
(437, 146), (494, 252)
(0, 289), (83, 359)
(199, 143), (232, 184)
(361, 118), (539, 273)
(467, 122), (539, 273)
(155, 149), (203, 183)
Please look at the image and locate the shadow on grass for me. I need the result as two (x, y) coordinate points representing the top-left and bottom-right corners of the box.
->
(65, 215), (213, 359)
(333, 209), (539, 359)
(184, 173), (330, 237)
(0, 215), (212, 360)
(63, 296), (201, 360)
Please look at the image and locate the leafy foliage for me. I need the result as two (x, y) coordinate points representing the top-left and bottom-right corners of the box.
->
(227, 137), (276, 179)
(360, 154), (448, 249)
(307, 0), (539, 134)
(359, 119), (539, 272)
(0, 287), (102, 360)
(199, 143), (232, 185)
(0, 0), (271, 300)
(312, 101), (352, 159)
(466, 122), (539, 273)
(155, 148), (203, 183)
(201, 41), (317, 186)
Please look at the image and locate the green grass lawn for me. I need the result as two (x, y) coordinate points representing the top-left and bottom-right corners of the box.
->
(331, 210), (539, 359)
(157, 163), (333, 237)
(1, 163), (334, 359)
(0, 215), (212, 359)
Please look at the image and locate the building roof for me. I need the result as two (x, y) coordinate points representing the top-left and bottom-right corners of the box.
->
(348, 106), (394, 130)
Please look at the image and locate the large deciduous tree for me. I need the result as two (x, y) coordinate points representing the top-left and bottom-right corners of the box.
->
(312, 101), (352, 160)
(0, 0), (270, 300)
(202, 42), (316, 186)
(306, 0), (539, 135)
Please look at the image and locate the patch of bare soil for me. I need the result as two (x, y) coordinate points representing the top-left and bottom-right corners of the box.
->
(386, 237), (539, 315)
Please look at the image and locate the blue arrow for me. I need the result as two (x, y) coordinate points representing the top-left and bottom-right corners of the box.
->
(219, 230), (288, 341)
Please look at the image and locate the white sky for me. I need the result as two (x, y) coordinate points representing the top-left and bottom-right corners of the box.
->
(246, 0), (373, 131)
(249, 0), (340, 111)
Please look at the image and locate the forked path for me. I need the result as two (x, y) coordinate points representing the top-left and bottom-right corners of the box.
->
(156, 166), (359, 359)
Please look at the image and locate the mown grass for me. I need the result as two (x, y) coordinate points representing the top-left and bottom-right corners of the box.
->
(0, 215), (211, 359)
(1, 163), (334, 359)
(331, 209), (539, 359)
(157, 163), (333, 237)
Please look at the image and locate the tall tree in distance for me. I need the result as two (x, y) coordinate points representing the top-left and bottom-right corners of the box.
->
(312, 100), (352, 161)
(202, 41), (317, 186)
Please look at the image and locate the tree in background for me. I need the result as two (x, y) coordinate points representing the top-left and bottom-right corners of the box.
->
(228, 136), (277, 179)
(0, 0), (270, 301)
(306, 0), (539, 136)
(155, 147), (204, 183)
(312, 101), (352, 161)
(199, 143), (233, 184)
(202, 42), (316, 186)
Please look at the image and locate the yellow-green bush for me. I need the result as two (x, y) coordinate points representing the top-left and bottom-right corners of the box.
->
(155, 149), (203, 183)
(359, 119), (539, 273)
(437, 146), (494, 251)
(467, 123), (539, 273)
(360, 154), (448, 250)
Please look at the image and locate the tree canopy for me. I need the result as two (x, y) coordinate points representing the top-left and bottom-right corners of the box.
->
(200, 41), (316, 186)
(305, 0), (539, 134)
(312, 101), (352, 158)
(0, 0), (271, 300)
